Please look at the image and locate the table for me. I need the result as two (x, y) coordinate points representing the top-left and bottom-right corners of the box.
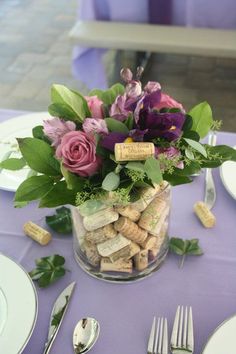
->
(0, 110), (236, 354)
(72, 0), (236, 89)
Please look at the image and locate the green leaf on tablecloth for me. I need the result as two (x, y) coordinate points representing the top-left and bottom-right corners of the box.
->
(0, 157), (26, 170)
(169, 237), (203, 268)
(29, 254), (67, 288)
(105, 118), (129, 134)
(39, 181), (77, 208)
(102, 171), (120, 191)
(188, 101), (213, 138)
(15, 175), (54, 202)
(50, 84), (90, 123)
(46, 207), (72, 234)
(144, 157), (162, 184)
(17, 137), (61, 176)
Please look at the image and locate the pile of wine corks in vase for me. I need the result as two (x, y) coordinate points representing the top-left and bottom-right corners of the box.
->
(77, 182), (171, 275)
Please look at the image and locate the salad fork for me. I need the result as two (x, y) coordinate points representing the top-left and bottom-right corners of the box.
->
(147, 316), (168, 354)
(170, 306), (194, 354)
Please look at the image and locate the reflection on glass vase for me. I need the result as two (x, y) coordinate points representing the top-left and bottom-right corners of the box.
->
(72, 182), (171, 283)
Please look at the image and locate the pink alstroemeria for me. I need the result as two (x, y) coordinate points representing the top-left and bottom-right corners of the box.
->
(85, 95), (104, 119)
(82, 118), (108, 135)
(43, 117), (76, 147)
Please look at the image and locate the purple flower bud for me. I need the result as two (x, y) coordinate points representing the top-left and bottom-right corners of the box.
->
(83, 118), (108, 135)
(120, 68), (133, 83)
(144, 81), (161, 93)
(136, 66), (144, 80)
(125, 80), (142, 98)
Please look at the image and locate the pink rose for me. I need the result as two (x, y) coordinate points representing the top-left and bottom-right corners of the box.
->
(43, 117), (76, 147)
(83, 118), (108, 135)
(154, 93), (185, 112)
(85, 95), (104, 119)
(56, 131), (101, 177)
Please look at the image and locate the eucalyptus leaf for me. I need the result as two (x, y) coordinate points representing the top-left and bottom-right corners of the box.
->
(184, 138), (208, 158)
(144, 157), (163, 184)
(46, 207), (72, 234)
(102, 172), (120, 191)
(105, 118), (129, 134)
(17, 137), (61, 176)
(188, 101), (213, 138)
(0, 157), (26, 170)
(14, 175), (54, 202)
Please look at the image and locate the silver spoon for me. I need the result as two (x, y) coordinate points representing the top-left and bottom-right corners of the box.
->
(73, 317), (100, 354)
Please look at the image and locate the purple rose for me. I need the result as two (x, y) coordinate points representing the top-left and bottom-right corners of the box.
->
(155, 146), (184, 169)
(85, 95), (104, 119)
(43, 117), (76, 147)
(56, 131), (101, 177)
(83, 118), (108, 135)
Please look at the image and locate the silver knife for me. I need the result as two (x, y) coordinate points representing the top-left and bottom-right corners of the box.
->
(204, 131), (217, 209)
(43, 282), (76, 354)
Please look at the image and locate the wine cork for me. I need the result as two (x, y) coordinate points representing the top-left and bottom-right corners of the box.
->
(132, 184), (161, 212)
(85, 224), (116, 244)
(115, 205), (141, 222)
(148, 207), (170, 236)
(71, 207), (86, 245)
(138, 197), (166, 233)
(97, 234), (131, 257)
(126, 242), (141, 259)
(100, 258), (133, 273)
(83, 208), (119, 231)
(134, 249), (149, 271)
(108, 245), (131, 263)
(114, 217), (148, 244)
(23, 221), (51, 245)
(84, 240), (101, 266)
(114, 142), (155, 161)
(194, 201), (216, 228)
(139, 235), (157, 250)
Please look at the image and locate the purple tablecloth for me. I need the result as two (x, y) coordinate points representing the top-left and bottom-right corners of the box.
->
(72, 0), (236, 89)
(0, 110), (236, 354)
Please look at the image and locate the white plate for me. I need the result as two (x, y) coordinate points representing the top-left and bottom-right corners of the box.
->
(220, 145), (236, 200)
(0, 112), (51, 192)
(202, 314), (236, 354)
(0, 254), (38, 354)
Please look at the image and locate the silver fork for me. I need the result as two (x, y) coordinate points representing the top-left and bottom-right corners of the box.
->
(147, 316), (168, 354)
(171, 306), (194, 354)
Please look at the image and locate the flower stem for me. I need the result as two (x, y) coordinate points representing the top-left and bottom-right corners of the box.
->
(179, 254), (186, 269)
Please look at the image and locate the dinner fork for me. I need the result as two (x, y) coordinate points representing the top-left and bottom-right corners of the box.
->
(170, 306), (194, 354)
(147, 316), (168, 354)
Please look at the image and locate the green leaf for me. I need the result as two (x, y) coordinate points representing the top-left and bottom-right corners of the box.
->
(185, 148), (195, 160)
(188, 101), (213, 138)
(46, 207), (72, 234)
(60, 164), (85, 191)
(51, 84), (89, 123)
(125, 161), (146, 172)
(169, 238), (185, 255)
(48, 103), (79, 121)
(201, 145), (236, 168)
(17, 137), (61, 176)
(29, 254), (67, 288)
(163, 173), (192, 186)
(0, 157), (26, 170)
(89, 83), (125, 105)
(88, 88), (104, 100)
(105, 118), (129, 134)
(39, 181), (77, 208)
(124, 115), (134, 130)
(32, 125), (50, 143)
(173, 161), (201, 177)
(144, 157), (163, 184)
(102, 172), (120, 191)
(14, 175), (54, 202)
(184, 138), (208, 158)
(14, 201), (29, 208)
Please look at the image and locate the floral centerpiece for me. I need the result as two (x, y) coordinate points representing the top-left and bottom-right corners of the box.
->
(5, 67), (236, 281)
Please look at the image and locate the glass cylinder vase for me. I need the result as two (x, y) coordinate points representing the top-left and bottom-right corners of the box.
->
(72, 182), (171, 283)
